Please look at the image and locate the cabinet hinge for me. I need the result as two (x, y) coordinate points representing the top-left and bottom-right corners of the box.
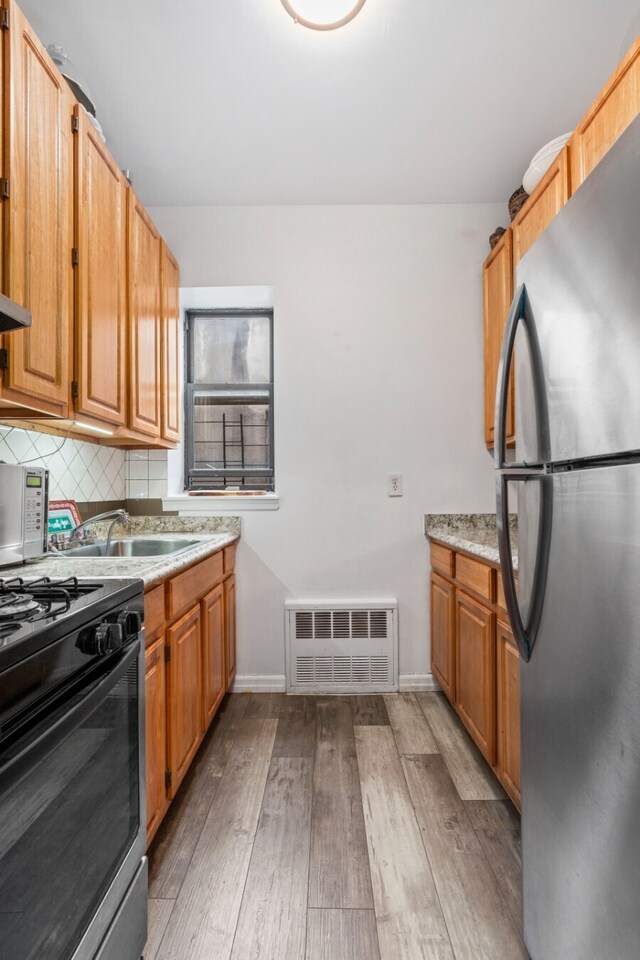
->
(1, 178), (9, 200)
(164, 644), (171, 662)
(71, 114), (80, 133)
(71, 381), (79, 400)
(0, 348), (8, 371)
(1, 8), (9, 30)
(71, 247), (79, 267)
(165, 769), (172, 790)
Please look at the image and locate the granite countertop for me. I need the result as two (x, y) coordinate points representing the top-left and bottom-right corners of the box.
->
(0, 516), (241, 588)
(424, 513), (518, 571)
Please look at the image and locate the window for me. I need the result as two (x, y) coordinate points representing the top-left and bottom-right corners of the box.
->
(184, 309), (274, 491)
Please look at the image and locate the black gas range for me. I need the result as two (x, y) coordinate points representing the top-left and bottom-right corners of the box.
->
(0, 573), (148, 960)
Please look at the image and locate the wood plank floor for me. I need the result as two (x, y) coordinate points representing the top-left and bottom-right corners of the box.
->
(147, 692), (529, 960)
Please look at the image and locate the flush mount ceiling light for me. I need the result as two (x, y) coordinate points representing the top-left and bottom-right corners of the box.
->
(280, 0), (367, 31)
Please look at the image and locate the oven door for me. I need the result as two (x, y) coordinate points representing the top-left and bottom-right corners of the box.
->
(0, 638), (146, 960)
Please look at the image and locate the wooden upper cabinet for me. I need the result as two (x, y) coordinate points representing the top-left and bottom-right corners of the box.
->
(73, 106), (127, 426)
(512, 146), (571, 264)
(160, 241), (180, 442)
(1, 1), (74, 416)
(496, 618), (521, 809)
(430, 572), (456, 702)
(570, 38), (640, 192)
(128, 189), (161, 437)
(483, 229), (514, 450)
(455, 589), (496, 764)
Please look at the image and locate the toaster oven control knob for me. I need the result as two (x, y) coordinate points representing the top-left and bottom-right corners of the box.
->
(117, 610), (142, 641)
(92, 621), (124, 655)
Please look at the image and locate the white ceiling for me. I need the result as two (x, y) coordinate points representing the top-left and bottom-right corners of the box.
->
(19, 0), (640, 207)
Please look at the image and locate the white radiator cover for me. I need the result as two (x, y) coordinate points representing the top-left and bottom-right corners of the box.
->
(285, 599), (398, 694)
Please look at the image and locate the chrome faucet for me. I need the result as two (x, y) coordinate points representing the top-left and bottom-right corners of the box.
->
(70, 509), (131, 553)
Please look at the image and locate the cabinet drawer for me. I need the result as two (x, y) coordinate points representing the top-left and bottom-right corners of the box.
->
(430, 542), (455, 578)
(456, 554), (495, 601)
(223, 542), (237, 574)
(167, 551), (224, 622)
(144, 584), (166, 643)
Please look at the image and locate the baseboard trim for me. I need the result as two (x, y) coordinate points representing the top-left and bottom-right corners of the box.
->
(398, 673), (441, 692)
(231, 674), (287, 693)
(231, 674), (440, 694)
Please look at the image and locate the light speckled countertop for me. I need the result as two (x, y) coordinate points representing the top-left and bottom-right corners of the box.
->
(424, 513), (518, 570)
(0, 517), (240, 588)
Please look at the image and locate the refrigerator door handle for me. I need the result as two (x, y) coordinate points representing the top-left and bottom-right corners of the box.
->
(494, 283), (527, 469)
(497, 471), (553, 662)
(494, 281), (550, 468)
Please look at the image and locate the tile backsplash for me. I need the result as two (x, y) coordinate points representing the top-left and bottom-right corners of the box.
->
(126, 450), (168, 499)
(0, 426), (125, 502)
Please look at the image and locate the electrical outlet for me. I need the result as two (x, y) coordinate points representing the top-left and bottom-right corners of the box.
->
(388, 473), (402, 497)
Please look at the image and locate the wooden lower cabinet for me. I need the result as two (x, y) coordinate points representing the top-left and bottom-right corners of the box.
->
(496, 618), (521, 807)
(429, 540), (519, 808)
(143, 545), (238, 841)
(201, 583), (226, 731)
(167, 604), (202, 798)
(455, 590), (496, 764)
(145, 633), (169, 845)
(430, 572), (456, 701)
(224, 573), (237, 687)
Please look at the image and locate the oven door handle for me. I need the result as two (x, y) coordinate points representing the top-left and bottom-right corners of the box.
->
(0, 639), (140, 791)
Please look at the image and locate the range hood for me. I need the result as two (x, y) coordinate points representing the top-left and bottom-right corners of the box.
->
(0, 292), (32, 332)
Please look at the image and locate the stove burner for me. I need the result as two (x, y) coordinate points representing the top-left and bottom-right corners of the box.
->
(0, 576), (101, 627)
(0, 593), (44, 619)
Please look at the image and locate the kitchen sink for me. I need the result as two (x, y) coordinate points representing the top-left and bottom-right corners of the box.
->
(60, 538), (201, 558)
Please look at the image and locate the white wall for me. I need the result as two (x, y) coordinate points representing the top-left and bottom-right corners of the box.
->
(150, 204), (501, 687)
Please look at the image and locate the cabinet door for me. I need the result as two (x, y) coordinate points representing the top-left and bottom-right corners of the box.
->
(160, 241), (180, 442)
(430, 572), (455, 702)
(513, 146), (570, 263)
(483, 229), (514, 450)
(128, 189), (161, 437)
(145, 633), (169, 845)
(167, 604), (202, 797)
(455, 590), (496, 763)
(201, 582), (225, 730)
(571, 38), (640, 192)
(496, 618), (521, 809)
(74, 106), (127, 425)
(2, 2), (73, 416)
(224, 574), (236, 689)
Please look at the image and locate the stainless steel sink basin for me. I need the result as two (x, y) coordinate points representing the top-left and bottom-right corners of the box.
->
(60, 538), (200, 558)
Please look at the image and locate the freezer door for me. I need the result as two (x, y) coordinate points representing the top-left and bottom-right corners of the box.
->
(515, 113), (640, 465)
(521, 463), (640, 960)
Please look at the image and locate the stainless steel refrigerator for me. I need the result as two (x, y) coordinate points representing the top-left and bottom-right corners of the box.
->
(494, 114), (640, 960)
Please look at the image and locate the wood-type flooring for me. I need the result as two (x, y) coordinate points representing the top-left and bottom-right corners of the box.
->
(146, 692), (528, 960)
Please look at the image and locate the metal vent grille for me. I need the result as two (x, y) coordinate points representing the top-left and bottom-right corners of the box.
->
(286, 601), (397, 694)
(295, 655), (390, 686)
(295, 609), (389, 642)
